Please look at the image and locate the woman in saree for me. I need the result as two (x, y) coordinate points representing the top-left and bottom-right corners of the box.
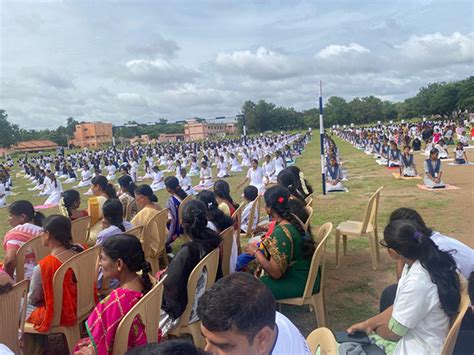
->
(244, 185), (318, 300)
(24, 215), (84, 351)
(87, 176), (117, 245)
(164, 176), (187, 249)
(2, 200), (45, 279)
(75, 234), (153, 354)
(131, 184), (162, 253)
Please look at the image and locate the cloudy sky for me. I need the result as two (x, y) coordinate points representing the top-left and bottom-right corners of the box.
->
(1, 0), (473, 129)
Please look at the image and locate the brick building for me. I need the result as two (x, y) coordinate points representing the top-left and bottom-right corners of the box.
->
(184, 118), (237, 141)
(11, 140), (59, 153)
(69, 122), (113, 148)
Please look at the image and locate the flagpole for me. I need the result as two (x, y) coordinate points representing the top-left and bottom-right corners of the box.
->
(319, 80), (326, 195)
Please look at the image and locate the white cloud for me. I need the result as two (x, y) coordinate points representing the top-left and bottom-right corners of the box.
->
(316, 43), (370, 59)
(127, 35), (180, 59)
(116, 93), (148, 106)
(216, 47), (303, 80)
(395, 32), (474, 69)
(124, 59), (199, 85)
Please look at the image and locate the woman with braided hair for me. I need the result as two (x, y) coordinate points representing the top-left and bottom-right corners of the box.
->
(75, 234), (153, 354)
(159, 200), (222, 334)
(245, 185), (319, 300)
(58, 189), (88, 221)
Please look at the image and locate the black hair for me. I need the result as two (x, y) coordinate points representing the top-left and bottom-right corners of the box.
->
(197, 272), (276, 343)
(101, 234), (152, 295)
(91, 175), (117, 199)
(243, 185), (258, 202)
(276, 169), (305, 203)
(9, 200), (45, 226)
(214, 180), (238, 209)
(135, 184), (158, 203)
(264, 185), (315, 259)
(103, 199), (126, 232)
(118, 175), (137, 198)
(383, 219), (460, 317)
(125, 340), (206, 355)
(389, 208), (433, 237)
(164, 176), (187, 201)
(182, 200), (222, 245)
(196, 190), (233, 233)
(43, 214), (82, 252)
(287, 166), (313, 197)
(62, 189), (81, 218)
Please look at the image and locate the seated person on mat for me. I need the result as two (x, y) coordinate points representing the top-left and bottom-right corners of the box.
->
(453, 142), (469, 165)
(325, 156), (345, 192)
(423, 148), (445, 189)
(399, 146), (417, 177)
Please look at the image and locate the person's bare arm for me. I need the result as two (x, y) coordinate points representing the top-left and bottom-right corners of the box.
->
(347, 306), (401, 342)
(3, 249), (17, 278)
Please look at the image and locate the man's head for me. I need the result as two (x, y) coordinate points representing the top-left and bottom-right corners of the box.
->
(197, 272), (276, 355)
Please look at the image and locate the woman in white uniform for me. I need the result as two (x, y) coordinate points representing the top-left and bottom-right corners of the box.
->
(43, 173), (63, 206)
(216, 156), (230, 178)
(238, 159), (265, 194)
(325, 156), (345, 192)
(75, 166), (92, 187)
(150, 166), (165, 191)
(105, 163), (117, 180)
(348, 219), (461, 355)
(424, 148), (445, 189)
(229, 153), (242, 172)
(400, 146), (417, 177)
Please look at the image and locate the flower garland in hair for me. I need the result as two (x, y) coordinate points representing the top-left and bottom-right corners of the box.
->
(299, 171), (309, 195)
(58, 195), (69, 217)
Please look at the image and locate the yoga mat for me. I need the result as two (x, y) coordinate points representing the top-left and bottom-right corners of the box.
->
(392, 173), (422, 180)
(327, 188), (349, 193)
(416, 184), (460, 191)
(386, 166), (399, 170)
(447, 162), (474, 166)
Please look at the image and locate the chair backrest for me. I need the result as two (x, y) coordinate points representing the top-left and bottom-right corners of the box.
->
(124, 199), (137, 222)
(361, 186), (383, 234)
(113, 277), (166, 355)
(232, 202), (244, 233)
(306, 327), (337, 355)
(305, 193), (314, 207)
(126, 225), (144, 240)
(0, 279), (30, 354)
(441, 280), (471, 355)
(304, 205), (314, 233)
(52, 246), (101, 326)
(71, 216), (91, 244)
(142, 209), (168, 259)
(178, 194), (193, 226)
(219, 226), (234, 277)
(178, 248), (219, 328)
(302, 222), (333, 300)
(16, 236), (49, 281)
(244, 196), (260, 238)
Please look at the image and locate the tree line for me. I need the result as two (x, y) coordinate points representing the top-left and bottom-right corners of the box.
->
(238, 76), (473, 132)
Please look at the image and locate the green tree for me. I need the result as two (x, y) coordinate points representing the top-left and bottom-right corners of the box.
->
(324, 96), (352, 126)
(0, 110), (19, 148)
(66, 117), (79, 137)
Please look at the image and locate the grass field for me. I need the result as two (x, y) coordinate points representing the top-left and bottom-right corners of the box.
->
(1, 132), (473, 335)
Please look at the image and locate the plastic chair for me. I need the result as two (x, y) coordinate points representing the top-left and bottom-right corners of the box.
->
(16, 236), (49, 281)
(24, 246), (101, 353)
(178, 194), (194, 226)
(219, 226), (234, 277)
(168, 248), (220, 348)
(304, 205), (314, 233)
(0, 279), (30, 354)
(305, 193), (314, 207)
(142, 209), (169, 274)
(113, 277), (166, 355)
(276, 222), (333, 327)
(441, 278), (471, 355)
(306, 327), (337, 355)
(335, 186), (383, 270)
(124, 199), (137, 222)
(231, 202), (244, 254)
(126, 225), (144, 240)
(240, 195), (261, 239)
(71, 216), (91, 244)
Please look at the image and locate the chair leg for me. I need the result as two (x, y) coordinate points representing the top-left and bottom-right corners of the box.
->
(189, 322), (205, 349)
(335, 230), (341, 268)
(343, 235), (348, 256)
(63, 326), (80, 354)
(374, 231), (380, 262)
(367, 232), (377, 271)
(311, 293), (326, 327)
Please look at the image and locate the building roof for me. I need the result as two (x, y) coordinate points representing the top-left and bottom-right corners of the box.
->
(11, 140), (59, 152)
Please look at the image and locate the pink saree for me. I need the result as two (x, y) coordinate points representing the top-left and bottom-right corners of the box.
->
(85, 288), (147, 354)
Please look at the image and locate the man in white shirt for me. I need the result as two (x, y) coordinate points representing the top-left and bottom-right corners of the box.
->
(197, 272), (310, 355)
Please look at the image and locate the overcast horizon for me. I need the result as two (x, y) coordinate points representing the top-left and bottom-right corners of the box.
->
(1, 0), (473, 129)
